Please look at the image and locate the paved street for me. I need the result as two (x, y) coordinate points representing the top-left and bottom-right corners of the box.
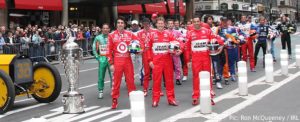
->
(1, 34), (300, 122)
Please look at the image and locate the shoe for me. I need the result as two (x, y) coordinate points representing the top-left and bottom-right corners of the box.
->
(143, 90), (148, 97)
(231, 75), (236, 82)
(160, 92), (164, 96)
(211, 91), (216, 97)
(273, 59), (277, 62)
(98, 91), (103, 99)
(168, 100), (178, 106)
(176, 79), (182, 85)
(211, 99), (215, 106)
(152, 101), (159, 107)
(140, 80), (143, 86)
(192, 99), (199, 105)
(111, 98), (118, 109)
(225, 79), (230, 85)
(212, 79), (216, 85)
(251, 68), (256, 72)
(216, 82), (223, 89)
(149, 87), (152, 90)
(182, 76), (187, 82)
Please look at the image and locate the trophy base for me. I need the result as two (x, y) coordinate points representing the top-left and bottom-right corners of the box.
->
(62, 93), (85, 114)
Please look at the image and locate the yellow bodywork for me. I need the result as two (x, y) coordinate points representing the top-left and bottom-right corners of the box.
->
(0, 54), (53, 97)
(0, 54), (16, 75)
(0, 77), (8, 107)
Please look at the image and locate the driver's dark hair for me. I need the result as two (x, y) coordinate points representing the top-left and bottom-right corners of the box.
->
(115, 16), (127, 26)
(192, 13), (201, 20)
(204, 15), (214, 23)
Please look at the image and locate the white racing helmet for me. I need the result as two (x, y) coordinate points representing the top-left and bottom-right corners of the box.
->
(169, 41), (180, 53)
(207, 38), (224, 56)
(128, 40), (141, 53)
(238, 35), (246, 44)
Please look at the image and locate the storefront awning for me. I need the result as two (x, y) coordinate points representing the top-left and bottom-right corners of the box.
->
(145, 2), (167, 15)
(14, 0), (63, 11)
(117, 5), (143, 14)
(168, 0), (186, 15)
(0, 0), (5, 9)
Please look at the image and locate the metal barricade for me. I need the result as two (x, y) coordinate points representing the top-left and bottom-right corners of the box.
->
(0, 38), (92, 62)
(2, 43), (22, 54)
(44, 39), (66, 62)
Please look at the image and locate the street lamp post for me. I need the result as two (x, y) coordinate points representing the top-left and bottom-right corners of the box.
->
(270, 2), (272, 23)
(250, 0), (253, 16)
(218, 0), (221, 15)
(297, 0), (299, 22)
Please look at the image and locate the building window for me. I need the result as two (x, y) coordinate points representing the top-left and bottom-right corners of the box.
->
(205, 5), (211, 10)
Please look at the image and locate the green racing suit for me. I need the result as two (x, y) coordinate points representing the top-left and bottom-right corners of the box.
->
(92, 34), (113, 91)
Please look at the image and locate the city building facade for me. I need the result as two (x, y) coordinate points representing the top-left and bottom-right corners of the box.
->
(0, 0), (164, 28)
(193, 0), (287, 22)
(277, 0), (298, 21)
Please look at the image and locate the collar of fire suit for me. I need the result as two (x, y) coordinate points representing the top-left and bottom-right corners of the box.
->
(157, 29), (165, 34)
(259, 24), (265, 27)
(116, 29), (126, 35)
(102, 34), (108, 38)
(193, 28), (202, 32)
(240, 21), (247, 25)
(168, 28), (175, 32)
(143, 28), (152, 32)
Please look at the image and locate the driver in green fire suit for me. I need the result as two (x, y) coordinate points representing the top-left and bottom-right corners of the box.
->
(92, 23), (113, 99)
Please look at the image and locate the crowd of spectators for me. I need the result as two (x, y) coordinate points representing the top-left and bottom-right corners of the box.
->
(0, 24), (102, 61)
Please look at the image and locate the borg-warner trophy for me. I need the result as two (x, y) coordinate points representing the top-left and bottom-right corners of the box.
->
(60, 36), (85, 114)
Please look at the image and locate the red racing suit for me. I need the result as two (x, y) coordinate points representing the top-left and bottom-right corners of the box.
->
(185, 27), (216, 99)
(137, 28), (156, 91)
(148, 30), (178, 103)
(108, 30), (144, 99)
(237, 22), (257, 69)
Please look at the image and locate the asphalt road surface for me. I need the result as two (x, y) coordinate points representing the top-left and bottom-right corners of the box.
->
(1, 34), (300, 122)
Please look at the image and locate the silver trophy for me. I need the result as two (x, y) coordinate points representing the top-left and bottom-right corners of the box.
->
(60, 36), (85, 114)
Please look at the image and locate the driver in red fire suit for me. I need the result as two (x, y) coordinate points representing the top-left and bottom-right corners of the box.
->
(148, 17), (181, 107)
(185, 15), (219, 105)
(107, 16), (144, 109)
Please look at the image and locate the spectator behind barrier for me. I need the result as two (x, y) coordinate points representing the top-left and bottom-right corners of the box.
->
(0, 33), (5, 53)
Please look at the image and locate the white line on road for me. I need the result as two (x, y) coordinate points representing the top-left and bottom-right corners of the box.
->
(206, 70), (300, 122)
(79, 109), (131, 122)
(15, 73), (138, 103)
(24, 106), (99, 121)
(0, 104), (47, 118)
(1, 74), (139, 119)
(67, 107), (111, 122)
(161, 63), (296, 122)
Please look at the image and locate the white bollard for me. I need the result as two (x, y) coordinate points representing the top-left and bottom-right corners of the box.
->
(265, 54), (274, 83)
(199, 71), (212, 114)
(129, 91), (145, 122)
(280, 49), (289, 76)
(238, 61), (248, 96)
(295, 45), (300, 67)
